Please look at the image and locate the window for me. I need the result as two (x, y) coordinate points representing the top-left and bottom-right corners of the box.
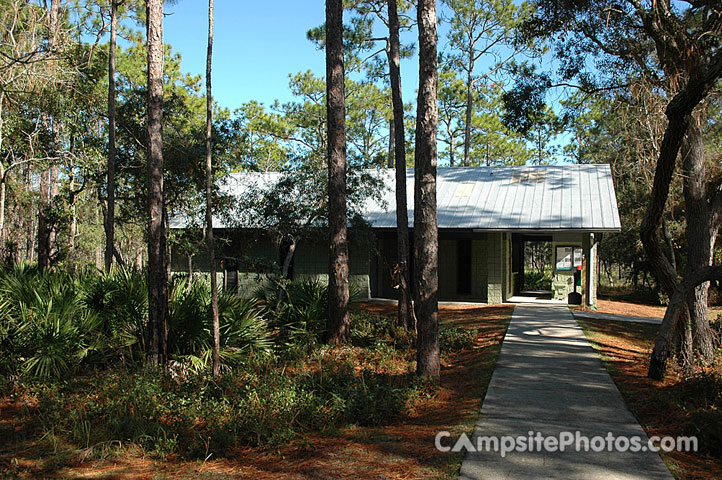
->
(224, 269), (238, 291)
(457, 239), (472, 295)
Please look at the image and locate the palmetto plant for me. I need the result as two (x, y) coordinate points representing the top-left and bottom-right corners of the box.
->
(0, 264), (98, 379)
(81, 268), (149, 364)
(0, 265), (271, 380)
(169, 276), (272, 372)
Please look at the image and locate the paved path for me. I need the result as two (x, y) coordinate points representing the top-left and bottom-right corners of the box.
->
(572, 310), (663, 325)
(459, 305), (672, 479)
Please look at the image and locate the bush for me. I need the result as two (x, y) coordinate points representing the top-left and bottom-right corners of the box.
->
(25, 354), (423, 458)
(524, 270), (552, 290)
(350, 311), (414, 349)
(0, 266), (271, 380)
(439, 326), (477, 353)
(258, 279), (362, 354)
(0, 264), (99, 379)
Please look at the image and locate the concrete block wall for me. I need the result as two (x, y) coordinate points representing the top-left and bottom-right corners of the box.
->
(486, 233), (504, 304)
(294, 239), (371, 299)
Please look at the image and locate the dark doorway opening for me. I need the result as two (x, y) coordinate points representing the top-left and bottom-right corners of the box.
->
(457, 239), (472, 295)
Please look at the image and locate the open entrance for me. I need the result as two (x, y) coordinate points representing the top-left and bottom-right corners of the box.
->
(512, 234), (553, 299)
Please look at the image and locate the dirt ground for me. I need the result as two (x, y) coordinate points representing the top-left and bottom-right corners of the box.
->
(577, 318), (722, 480)
(0, 304), (513, 480)
(573, 298), (667, 318)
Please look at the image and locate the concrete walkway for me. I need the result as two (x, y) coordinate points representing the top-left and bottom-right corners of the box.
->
(572, 310), (663, 325)
(459, 305), (672, 479)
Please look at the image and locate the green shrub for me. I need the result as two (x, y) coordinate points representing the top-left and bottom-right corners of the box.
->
(0, 266), (271, 380)
(25, 356), (423, 457)
(350, 311), (413, 349)
(0, 264), (99, 379)
(524, 270), (552, 290)
(439, 326), (477, 353)
(259, 279), (362, 353)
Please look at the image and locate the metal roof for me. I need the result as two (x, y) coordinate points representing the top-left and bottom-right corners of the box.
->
(170, 165), (621, 232)
(364, 165), (621, 231)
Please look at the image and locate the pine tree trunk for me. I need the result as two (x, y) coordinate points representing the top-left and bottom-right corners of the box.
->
(462, 64), (473, 167)
(387, 117), (395, 168)
(146, 0), (168, 366)
(38, 164), (50, 270)
(105, 0), (118, 272)
(414, 0), (440, 380)
(0, 163), (5, 248)
(37, 0), (61, 270)
(387, 0), (412, 331)
(0, 92), (5, 246)
(206, 0), (220, 377)
(325, 0), (351, 346)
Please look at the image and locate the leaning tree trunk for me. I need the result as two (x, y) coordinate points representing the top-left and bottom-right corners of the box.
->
(643, 50), (722, 380)
(146, 0), (168, 366)
(105, 0), (118, 272)
(326, 0), (351, 346)
(414, 0), (440, 380)
(387, 0), (413, 331)
(205, 0), (220, 377)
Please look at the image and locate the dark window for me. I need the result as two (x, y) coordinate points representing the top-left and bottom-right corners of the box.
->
(457, 239), (472, 295)
(224, 269), (238, 291)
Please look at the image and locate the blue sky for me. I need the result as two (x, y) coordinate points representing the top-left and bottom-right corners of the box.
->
(162, 0), (423, 112)
(159, 1), (571, 164)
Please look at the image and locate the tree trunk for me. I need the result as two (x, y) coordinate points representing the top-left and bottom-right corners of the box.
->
(462, 61), (473, 167)
(0, 163), (5, 248)
(0, 92), (5, 245)
(387, 117), (395, 168)
(37, 0), (61, 270)
(387, 0), (413, 331)
(146, 0), (168, 366)
(642, 53), (722, 378)
(276, 236), (297, 308)
(414, 0), (440, 380)
(326, 0), (351, 346)
(679, 114), (716, 365)
(105, 0), (118, 272)
(649, 265), (722, 379)
(37, 164), (50, 270)
(205, 0), (220, 377)
(68, 158), (76, 259)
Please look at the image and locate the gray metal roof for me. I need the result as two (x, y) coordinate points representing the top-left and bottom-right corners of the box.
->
(170, 165), (621, 232)
(364, 165), (621, 231)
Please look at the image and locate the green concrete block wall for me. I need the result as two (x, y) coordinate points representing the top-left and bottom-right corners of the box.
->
(486, 233), (504, 304)
(294, 240), (371, 300)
